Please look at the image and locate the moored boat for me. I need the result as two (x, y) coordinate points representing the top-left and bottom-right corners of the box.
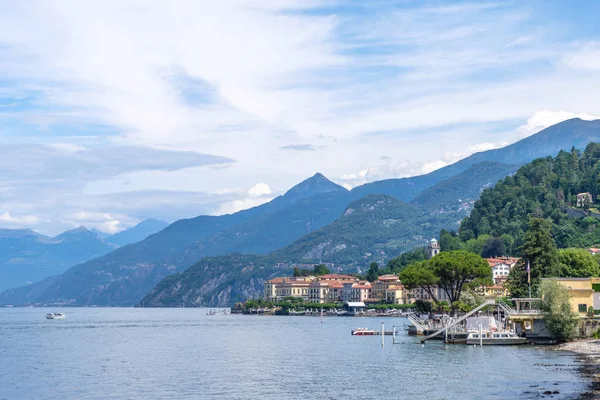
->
(351, 327), (394, 336)
(466, 331), (526, 345)
(45, 312), (66, 320)
(352, 328), (377, 336)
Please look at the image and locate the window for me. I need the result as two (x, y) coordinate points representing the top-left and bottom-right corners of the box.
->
(579, 304), (588, 313)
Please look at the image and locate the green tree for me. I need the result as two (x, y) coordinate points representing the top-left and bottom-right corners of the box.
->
(508, 218), (560, 297)
(313, 264), (330, 276)
(440, 230), (463, 252)
(428, 251), (492, 307)
(293, 267), (301, 277)
(481, 236), (506, 258)
(558, 248), (600, 277)
(398, 261), (440, 304)
(538, 279), (577, 342)
(366, 262), (380, 282)
(387, 247), (427, 273)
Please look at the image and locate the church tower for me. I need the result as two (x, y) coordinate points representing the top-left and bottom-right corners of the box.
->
(427, 238), (440, 259)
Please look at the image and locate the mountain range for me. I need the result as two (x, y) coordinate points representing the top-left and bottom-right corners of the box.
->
(0, 219), (168, 292)
(1, 118), (600, 307)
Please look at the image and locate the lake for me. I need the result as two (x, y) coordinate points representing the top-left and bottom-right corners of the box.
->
(0, 308), (588, 399)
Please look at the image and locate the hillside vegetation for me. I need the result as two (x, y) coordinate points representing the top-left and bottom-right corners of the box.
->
(459, 143), (600, 248)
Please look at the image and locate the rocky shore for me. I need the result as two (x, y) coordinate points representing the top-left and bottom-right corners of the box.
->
(555, 339), (600, 398)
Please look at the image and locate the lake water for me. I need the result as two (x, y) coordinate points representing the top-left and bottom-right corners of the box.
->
(0, 308), (589, 399)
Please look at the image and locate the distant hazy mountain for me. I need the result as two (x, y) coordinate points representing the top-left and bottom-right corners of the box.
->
(107, 219), (169, 246)
(2, 118), (599, 306)
(138, 194), (445, 307)
(0, 174), (351, 306)
(0, 227), (117, 292)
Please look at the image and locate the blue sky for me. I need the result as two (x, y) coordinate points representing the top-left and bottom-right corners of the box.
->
(0, 0), (599, 234)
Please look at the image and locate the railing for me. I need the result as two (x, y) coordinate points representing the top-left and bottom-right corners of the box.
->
(421, 300), (496, 343)
(406, 311), (428, 333)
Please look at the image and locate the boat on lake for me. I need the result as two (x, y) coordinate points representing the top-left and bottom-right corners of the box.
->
(351, 327), (394, 336)
(45, 313), (66, 320)
(466, 331), (527, 345)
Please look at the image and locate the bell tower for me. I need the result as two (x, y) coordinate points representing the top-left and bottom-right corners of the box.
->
(427, 238), (440, 259)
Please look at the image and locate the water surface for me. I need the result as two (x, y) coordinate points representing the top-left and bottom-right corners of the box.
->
(0, 308), (587, 399)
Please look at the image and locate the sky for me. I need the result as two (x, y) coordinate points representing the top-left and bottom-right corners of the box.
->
(0, 0), (600, 235)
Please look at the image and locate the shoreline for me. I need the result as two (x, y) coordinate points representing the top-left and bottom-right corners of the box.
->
(555, 339), (600, 399)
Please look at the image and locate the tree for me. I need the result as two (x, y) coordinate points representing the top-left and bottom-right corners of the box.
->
(398, 261), (440, 304)
(558, 248), (600, 277)
(366, 262), (379, 282)
(293, 267), (301, 277)
(387, 248), (427, 273)
(538, 279), (577, 342)
(440, 230), (463, 252)
(312, 264), (330, 276)
(508, 218), (560, 297)
(428, 251), (492, 307)
(481, 237), (506, 258)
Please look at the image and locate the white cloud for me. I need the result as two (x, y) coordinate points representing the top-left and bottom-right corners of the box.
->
(0, 2), (599, 233)
(215, 197), (273, 216)
(248, 183), (272, 197)
(0, 212), (40, 226)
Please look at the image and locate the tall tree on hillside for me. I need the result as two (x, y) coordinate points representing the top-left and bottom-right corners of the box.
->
(439, 230), (463, 252)
(481, 237), (506, 258)
(313, 264), (329, 276)
(366, 262), (379, 282)
(507, 218), (560, 297)
(387, 248), (427, 274)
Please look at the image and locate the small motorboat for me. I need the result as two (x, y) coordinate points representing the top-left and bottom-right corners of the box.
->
(466, 331), (527, 345)
(352, 328), (377, 336)
(351, 328), (394, 336)
(45, 313), (66, 320)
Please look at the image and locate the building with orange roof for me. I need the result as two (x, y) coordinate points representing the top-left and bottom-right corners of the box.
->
(264, 276), (314, 301)
(371, 274), (400, 300)
(486, 256), (520, 283)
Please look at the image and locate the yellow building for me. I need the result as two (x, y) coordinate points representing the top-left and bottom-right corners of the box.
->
(372, 274), (401, 300)
(385, 284), (406, 304)
(549, 277), (600, 316)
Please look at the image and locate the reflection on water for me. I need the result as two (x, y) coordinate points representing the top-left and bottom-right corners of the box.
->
(0, 308), (587, 400)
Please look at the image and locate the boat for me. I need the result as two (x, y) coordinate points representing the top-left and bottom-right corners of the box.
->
(351, 328), (394, 336)
(466, 331), (527, 345)
(352, 328), (378, 336)
(45, 313), (66, 320)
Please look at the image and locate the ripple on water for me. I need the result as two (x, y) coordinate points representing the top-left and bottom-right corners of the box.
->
(0, 309), (589, 400)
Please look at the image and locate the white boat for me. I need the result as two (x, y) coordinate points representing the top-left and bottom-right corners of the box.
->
(45, 312), (66, 320)
(466, 331), (527, 345)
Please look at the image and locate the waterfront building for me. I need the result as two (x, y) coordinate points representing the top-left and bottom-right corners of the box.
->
(264, 277), (313, 301)
(426, 238), (440, 259)
(308, 280), (331, 303)
(327, 281), (344, 303)
(264, 277), (285, 300)
(371, 274), (401, 300)
(341, 281), (372, 303)
(546, 277), (600, 316)
(385, 284), (405, 304)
